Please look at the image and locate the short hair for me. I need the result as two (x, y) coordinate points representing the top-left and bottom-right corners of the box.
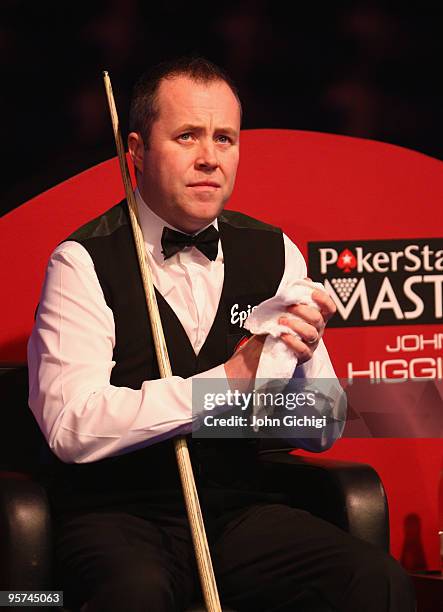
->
(129, 56), (242, 148)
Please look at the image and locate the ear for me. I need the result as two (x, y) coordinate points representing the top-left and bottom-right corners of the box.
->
(128, 132), (145, 173)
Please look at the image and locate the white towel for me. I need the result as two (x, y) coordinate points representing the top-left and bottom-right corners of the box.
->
(244, 279), (325, 380)
(244, 279), (325, 430)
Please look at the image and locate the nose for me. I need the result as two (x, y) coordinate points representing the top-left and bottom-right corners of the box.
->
(195, 139), (218, 171)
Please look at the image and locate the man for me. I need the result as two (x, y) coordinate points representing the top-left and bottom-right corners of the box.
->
(28, 58), (414, 611)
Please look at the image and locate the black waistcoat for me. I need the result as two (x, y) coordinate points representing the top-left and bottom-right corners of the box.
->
(49, 201), (285, 517)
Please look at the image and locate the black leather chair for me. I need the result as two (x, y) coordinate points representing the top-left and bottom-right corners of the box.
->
(0, 365), (389, 611)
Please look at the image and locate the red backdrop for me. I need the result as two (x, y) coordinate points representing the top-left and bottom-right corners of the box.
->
(1, 129), (442, 569)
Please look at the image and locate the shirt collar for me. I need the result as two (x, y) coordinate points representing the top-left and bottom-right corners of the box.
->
(135, 188), (220, 266)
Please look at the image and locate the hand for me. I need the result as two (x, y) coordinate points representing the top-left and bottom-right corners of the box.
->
(224, 335), (266, 391)
(278, 287), (336, 364)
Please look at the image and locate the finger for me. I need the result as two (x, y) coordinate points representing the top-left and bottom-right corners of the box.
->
(280, 333), (314, 364)
(279, 317), (319, 344)
(311, 289), (337, 322)
(285, 305), (324, 330)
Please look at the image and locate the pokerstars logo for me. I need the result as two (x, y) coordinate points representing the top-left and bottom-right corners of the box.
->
(308, 239), (443, 327)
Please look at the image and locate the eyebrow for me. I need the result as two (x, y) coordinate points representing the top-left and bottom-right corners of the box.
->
(175, 124), (239, 138)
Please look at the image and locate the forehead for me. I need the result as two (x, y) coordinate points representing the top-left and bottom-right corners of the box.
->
(155, 76), (241, 128)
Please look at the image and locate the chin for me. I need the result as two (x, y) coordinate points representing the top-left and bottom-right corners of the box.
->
(186, 202), (223, 224)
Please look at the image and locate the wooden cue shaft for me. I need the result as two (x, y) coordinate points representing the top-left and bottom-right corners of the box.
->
(102, 71), (222, 612)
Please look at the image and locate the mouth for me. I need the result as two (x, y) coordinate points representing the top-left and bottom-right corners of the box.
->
(187, 181), (221, 189)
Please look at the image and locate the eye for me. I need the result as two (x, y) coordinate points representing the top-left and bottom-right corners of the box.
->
(178, 133), (193, 142)
(216, 135), (232, 144)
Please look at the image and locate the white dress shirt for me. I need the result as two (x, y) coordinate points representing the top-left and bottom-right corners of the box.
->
(27, 190), (338, 464)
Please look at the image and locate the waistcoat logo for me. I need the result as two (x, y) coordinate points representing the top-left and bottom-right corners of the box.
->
(230, 303), (258, 327)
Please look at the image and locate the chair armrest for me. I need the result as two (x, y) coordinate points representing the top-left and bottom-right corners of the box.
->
(258, 451), (389, 551)
(0, 475), (52, 589)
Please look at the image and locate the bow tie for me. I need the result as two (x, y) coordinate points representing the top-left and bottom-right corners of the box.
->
(161, 225), (219, 261)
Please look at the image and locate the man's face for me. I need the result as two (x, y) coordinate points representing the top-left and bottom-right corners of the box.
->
(129, 75), (241, 234)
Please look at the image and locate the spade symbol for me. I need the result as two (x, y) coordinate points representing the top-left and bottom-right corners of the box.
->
(337, 248), (357, 273)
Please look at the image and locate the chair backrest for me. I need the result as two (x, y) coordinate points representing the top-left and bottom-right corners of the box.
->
(0, 365), (48, 476)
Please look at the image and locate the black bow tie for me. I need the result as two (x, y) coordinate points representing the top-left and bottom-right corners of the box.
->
(161, 225), (219, 261)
